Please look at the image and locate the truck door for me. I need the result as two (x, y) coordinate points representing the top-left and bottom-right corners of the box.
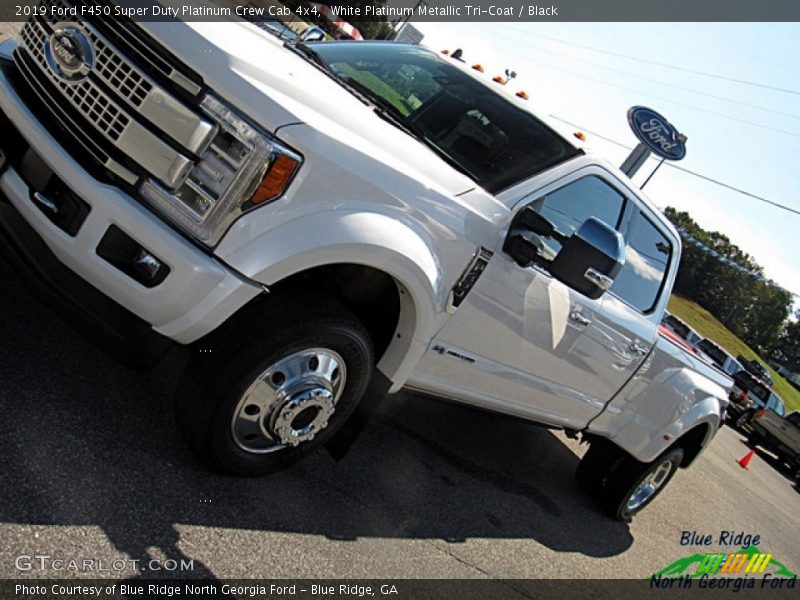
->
(566, 208), (673, 402)
(410, 170), (652, 428)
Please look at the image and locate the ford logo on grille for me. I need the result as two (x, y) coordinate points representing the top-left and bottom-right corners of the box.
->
(45, 23), (95, 82)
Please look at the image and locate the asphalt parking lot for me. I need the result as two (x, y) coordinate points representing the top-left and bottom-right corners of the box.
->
(0, 252), (798, 581)
(0, 20), (798, 583)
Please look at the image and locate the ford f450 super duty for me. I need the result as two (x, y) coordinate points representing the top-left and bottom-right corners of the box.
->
(0, 4), (731, 520)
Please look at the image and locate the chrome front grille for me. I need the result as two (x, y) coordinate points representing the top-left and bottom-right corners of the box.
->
(88, 29), (152, 108)
(20, 22), (130, 142)
(13, 8), (214, 190)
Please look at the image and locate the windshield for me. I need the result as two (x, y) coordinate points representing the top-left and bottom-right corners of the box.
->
(307, 42), (580, 193)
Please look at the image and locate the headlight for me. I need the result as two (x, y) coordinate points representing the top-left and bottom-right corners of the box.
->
(140, 94), (301, 245)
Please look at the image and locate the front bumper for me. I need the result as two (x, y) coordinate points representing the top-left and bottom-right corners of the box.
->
(0, 46), (261, 345)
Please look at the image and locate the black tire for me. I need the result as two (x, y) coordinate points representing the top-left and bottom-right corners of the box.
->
(600, 447), (684, 522)
(575, 438), (626, 495)
(747, 433), (761, 449)
(735, 410), (754, 431)
(175, 294), (374, 476)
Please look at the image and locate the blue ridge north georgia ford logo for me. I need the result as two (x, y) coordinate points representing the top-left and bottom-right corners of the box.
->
(45, 23), (95, 82)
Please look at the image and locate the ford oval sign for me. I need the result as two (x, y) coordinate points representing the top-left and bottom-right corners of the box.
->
(627, 106), (686, 161)
(45, 23), (95, 83)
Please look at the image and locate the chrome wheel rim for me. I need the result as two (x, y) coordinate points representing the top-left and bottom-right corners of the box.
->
(231, 348), (346, 453)
(626, 460), (674, 512)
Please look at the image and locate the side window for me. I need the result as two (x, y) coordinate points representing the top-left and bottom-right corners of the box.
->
(527, 176), (626, 260)
(611, 211), (672, 312)
(769, 396), (786, 417)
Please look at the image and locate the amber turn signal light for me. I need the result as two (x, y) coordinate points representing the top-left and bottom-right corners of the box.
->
(251, 154), (299, 205)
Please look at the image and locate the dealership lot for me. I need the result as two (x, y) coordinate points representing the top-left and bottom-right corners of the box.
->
(0, 256), (798, 580)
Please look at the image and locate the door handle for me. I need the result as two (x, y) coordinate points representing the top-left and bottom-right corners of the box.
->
(570, 311), (592, 326)
(33, 192), (59, 214)
(630, 342), (649, 355)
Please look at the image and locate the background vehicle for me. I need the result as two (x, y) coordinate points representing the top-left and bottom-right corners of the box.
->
(738, 354), (774, 387)
(696, 337), (742, 376)
(748, 410), (800, 473)
(251, 19), (326, 42)
(662, 312), (703, 347)
(727, 370), (784, 430)
(0, 16), (730, 521)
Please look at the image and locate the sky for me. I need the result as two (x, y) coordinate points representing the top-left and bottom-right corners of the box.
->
(412, 21), (800, 310)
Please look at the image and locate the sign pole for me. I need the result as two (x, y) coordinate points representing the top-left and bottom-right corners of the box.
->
(620, 142), (651, 178)
(641, 157), (666, 189)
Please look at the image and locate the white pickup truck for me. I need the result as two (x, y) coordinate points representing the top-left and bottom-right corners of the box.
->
(0, 5), (731, 521)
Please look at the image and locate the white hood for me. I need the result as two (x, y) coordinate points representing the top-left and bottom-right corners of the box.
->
(136, 20), (477, 196)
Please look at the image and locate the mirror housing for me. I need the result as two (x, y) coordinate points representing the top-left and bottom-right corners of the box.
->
(549, 218), (625, 299)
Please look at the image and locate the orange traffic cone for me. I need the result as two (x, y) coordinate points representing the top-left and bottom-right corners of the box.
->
(737, 450), (755, 469)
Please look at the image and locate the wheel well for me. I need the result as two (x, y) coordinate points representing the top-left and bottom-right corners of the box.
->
(674, 423), (712, 468)
(211, 264), (402, 362)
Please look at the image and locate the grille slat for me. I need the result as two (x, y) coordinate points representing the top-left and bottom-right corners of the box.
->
(15, 10), (208, 189)
(87, 28), (153, 109)
(14, 48), (113, 169)
(20, 21), (130, 142)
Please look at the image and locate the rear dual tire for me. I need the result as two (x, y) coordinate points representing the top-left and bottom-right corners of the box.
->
(576, 440), (683, 522)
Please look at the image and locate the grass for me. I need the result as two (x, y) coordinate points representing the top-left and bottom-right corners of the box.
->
(668, 295), (800, 412)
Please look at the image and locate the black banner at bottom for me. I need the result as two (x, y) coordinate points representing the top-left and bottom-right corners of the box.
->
(1, 578), (798, 600)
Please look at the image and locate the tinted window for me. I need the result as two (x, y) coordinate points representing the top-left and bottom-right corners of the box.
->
(787, 412), (800, 427)
(611, 211), (671, 312)
(697, 339), (727, 367)
(310, 43), (581, 192)
(526, 176), (626, 260)
(724, 359), (742, 376)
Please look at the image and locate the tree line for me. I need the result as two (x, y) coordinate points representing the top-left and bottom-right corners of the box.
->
(663, 207), (796, 367)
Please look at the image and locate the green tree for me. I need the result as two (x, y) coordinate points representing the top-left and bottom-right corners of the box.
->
(663, 206), (791, 355)
(774, 312), (800, 371)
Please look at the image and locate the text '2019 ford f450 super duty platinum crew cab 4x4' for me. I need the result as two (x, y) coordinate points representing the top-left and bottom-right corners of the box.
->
(0, 4), (731, 521)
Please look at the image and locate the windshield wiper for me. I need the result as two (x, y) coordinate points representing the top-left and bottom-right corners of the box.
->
(336, 75), (428, 140)
(291, 43), (328, 69)
(337, 76), (475, 179)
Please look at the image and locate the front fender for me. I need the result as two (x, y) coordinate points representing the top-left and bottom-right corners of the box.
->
(215, 210), (450, 386)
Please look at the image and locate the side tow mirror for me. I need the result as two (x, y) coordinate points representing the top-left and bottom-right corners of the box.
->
(549, 218), (625, 299)
(503, 206), (568, 267)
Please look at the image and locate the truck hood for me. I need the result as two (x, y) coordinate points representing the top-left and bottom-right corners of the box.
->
(136, 20), (476, 197)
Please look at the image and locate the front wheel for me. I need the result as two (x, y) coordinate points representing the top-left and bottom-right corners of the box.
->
(600, 447), (684, 522)
(175, 295), (374, 475)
